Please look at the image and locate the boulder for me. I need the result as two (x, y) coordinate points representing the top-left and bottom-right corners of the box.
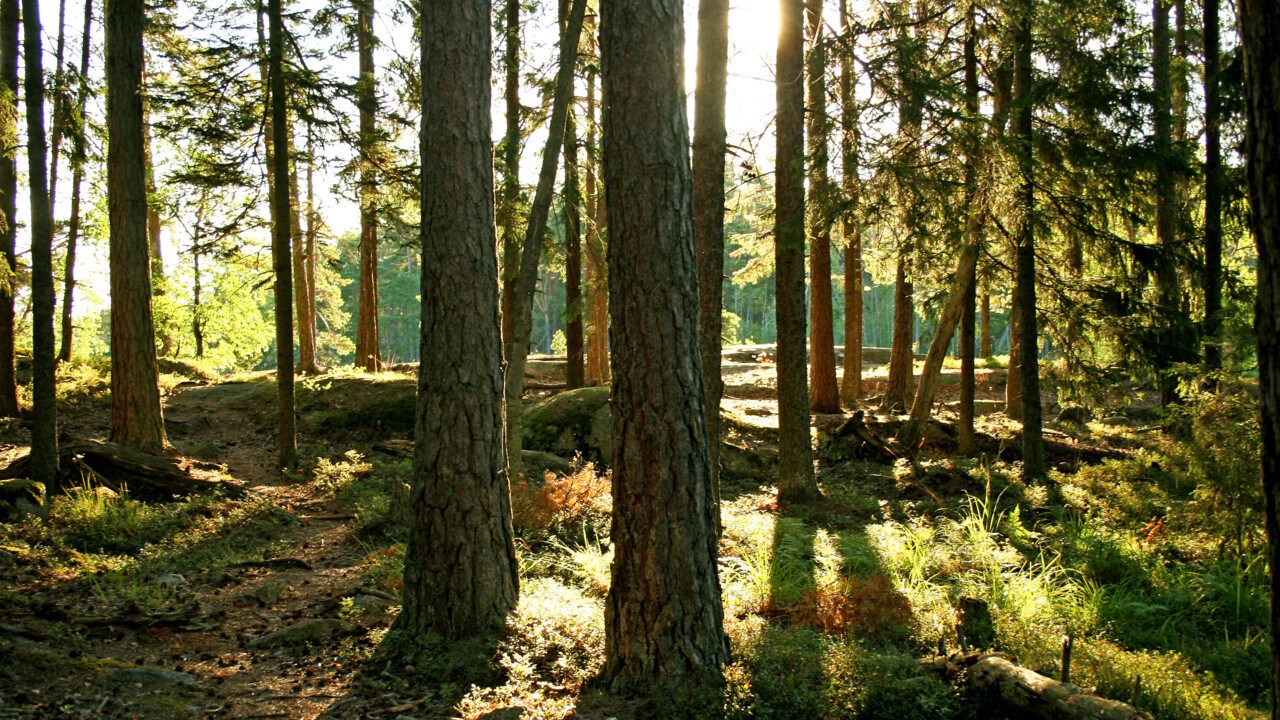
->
(0, 479), (45, 522)
(520, 387), (612, 463)
(248, 618), (353, 649)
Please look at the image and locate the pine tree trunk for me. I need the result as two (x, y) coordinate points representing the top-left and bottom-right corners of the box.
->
(1152, 0), (1182, 404)
(24, 0), (58, 482)
(305, 124), (319, 366)
(776, 0), (819, 502)
(562, 0), (584, 390)
(0, 0), (18, 417)
(1203, 0), (1223, 372)
(693, 0), (728, 518)
(1012, 0), (1043, 478)
(957, 1), (980, 454)
(884, 256), (913, 413)
(47, 0), (66, 215)
(1238, 3), (1280, 716)
(499, 0), (521, 347)
(396, 0), (518, 642)
(1005, 265), (1022, 419)
(584, 62), (610, 385)
(58, 0), (92, 365)
(806, 0), (838, 414)
(979, 284), (991, 358)
(599, 0), (729, 694)
(106, 0), (167, 455)
(268, 0), (297, 471)
(289, 117), (318, 374)
(503, 0), (587, 479)
(838, 0), (861, 407)
(355, 0), (380, 372)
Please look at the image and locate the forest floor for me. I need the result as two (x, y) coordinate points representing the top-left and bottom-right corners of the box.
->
(0, 352), (1268, 719)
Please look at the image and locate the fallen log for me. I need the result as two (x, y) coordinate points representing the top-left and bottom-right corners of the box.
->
(0, 439), (244, 500)
(922, 651), (1153, 720)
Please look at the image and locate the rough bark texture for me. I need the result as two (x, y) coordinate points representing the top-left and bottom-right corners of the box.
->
(58, 0), (93, 364)
(806, 0), (838, 414)
(355, 0), (380, 372)
(693, 0), (728, 521)
(268, 0), (297, 471)
(599, 0), (729, 694)
(838, 0), (861, 407)
(503, 0), (587, 480)
(958, 1), (980, 454)
(48, 0), (66, 220)
(396, 0), (518, 641)
(291, 119), (318, 374)
(106, 0), (168, 455)
(562, 0), (584, 391)
(776, 0), (818, 502)
(884, 256), (914, 413)
(0, 0), (17, 417)
(25, 0), (58, 483)
(584, 62), (610, 385)
(1203, 0), (1222, 372)
(1012, 0), (1043, 479)
(1238, 1), (1280, 715)
(499, 0), (521, 347)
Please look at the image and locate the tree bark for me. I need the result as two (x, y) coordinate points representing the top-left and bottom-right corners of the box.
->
(355, 0), (380, 372)
(58, 0), (93, 365)
(1203, 0), (1223, 372)
(979, 284), (992, 358)
(106, 0), (167, 455)
(25, 0), (58, 482)
(562, 0), (584, 391)
(499, 0), (521, 347)
(584, 60), (610, 385)
(290, 116), (318, 374)
(599, 0), (729, 694)
(838, 0), (861, 407)
(957, 0), (980, 454)
(776, 0), (819, 502)
(1238, 1), (1280, 716)
(1005, 268), (1022, 419)
(806, 0), (839, 414)
(0, 0), (17, 417)
(395, 0), (518, 642)
(1012, 0), (1043, 479)
(47, 0), (66, 217)
(884, 256), (914, 413)
(503, 0), (587, 480)
(694, 0), (728, 520)
(268, 0), (296, 471)
(1152, 0), (1182, 404)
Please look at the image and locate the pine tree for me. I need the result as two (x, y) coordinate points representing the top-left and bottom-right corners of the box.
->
(354, 0), (380, 372)
(58, 0), (93, 364)
(806, 0), (839, 414)
(268, 0), (297, 471)
(0, 0), (17, 417)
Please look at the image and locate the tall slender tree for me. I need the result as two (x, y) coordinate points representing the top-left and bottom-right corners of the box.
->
(26, 0), (58, 480)
(562, 0), (584, 390)
(47, 0), (68, 215)
(0, 0), (17, 417)
(58, 0), (93, 364)
(354, 0), (380, 371)
(599, 0), (729, 694)
(1203, 0), (1223, 372)
(397, 0), (517, 641)
(776, 0), (819, 502)
(693, 0), (728, 514)
(268, 0), (296, 471)
(499, 0), (522, 346)
(584, 54), (610, 385)
(806, 0), (839, 414)
(838, 0), (862, 407)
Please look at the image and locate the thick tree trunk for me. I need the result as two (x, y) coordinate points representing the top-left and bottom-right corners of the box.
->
(584, 63), (610, 385)
(499, 0), (521, 347)
(355, 0), (380, 372)
(58, 0), (93, 365)
(25, 0), (58, 482)
(776, 0), (819, 502)
(884, 257), (914, 413)
(1012, 0), (1043, 478)
(396, 0), (518, 642)
(599, 0), (729, 694)
(838, 0), (861, 407)
(694, 0), (728, 519)
(562, 0), (584, 391)
(106, 0), (167, 455)
(806, 0), (838, 414)
(503, 0), (587, 480)
(1203, 0), (1223, 372)
(268, 0), (297, 471)
(0, 0), (17, 417)
(1237, 2), (1280, 716)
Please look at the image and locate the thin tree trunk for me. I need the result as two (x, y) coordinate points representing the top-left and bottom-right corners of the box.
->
(979, 284), (991, 357)
(584, 59), (609, 384)
(1152, 0), (1181, 404)
(562, 0), (584, 390)
(47, 0), (66, 215)
(1005, 266), (1022, 419)
(958, 0), (980, 453)
(503, 0), (588, 479)
(355, 0), (380, 372)
(1013, 0), (1043, 478)
(306, 124), (318, 365)
(806, 0), (838, 414)
(289, 116), (318, 374)
(1203, 0), (1223, 372)
(884, 256), (913, 413)
(58, 0), (92, 365)
(25, 0), (58, 481)
(396, 0), (518, 642)
(0, 0), (18, 416)
(499, 0), (521, 346)
(838, 0), (861, 407)
(885, 17), (920, 416)
(776, 0), (819, 502)
(693, 0), (728, 519)
(1237, 2), (1280, 715)
(599, 0), (728, 694)
(193, 240), (204, 359)
(268, 0), (296, 471)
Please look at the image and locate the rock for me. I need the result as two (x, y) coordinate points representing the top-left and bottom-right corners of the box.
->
(1056, 406), (1092, 425)
(347, 594), (392, 615)
(155, 574), (188, 589)
(0, 479), (45, 522)
(110, 666), (202, 687)
(1099, 415), (1128, 426)
(251, 580), (291, 607)
(521, 387), (613, 463)
(248, 618), (353, 649)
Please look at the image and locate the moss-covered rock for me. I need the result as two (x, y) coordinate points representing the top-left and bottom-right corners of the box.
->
(0, 479), (45, 522)
(520, 387), (612, 463)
